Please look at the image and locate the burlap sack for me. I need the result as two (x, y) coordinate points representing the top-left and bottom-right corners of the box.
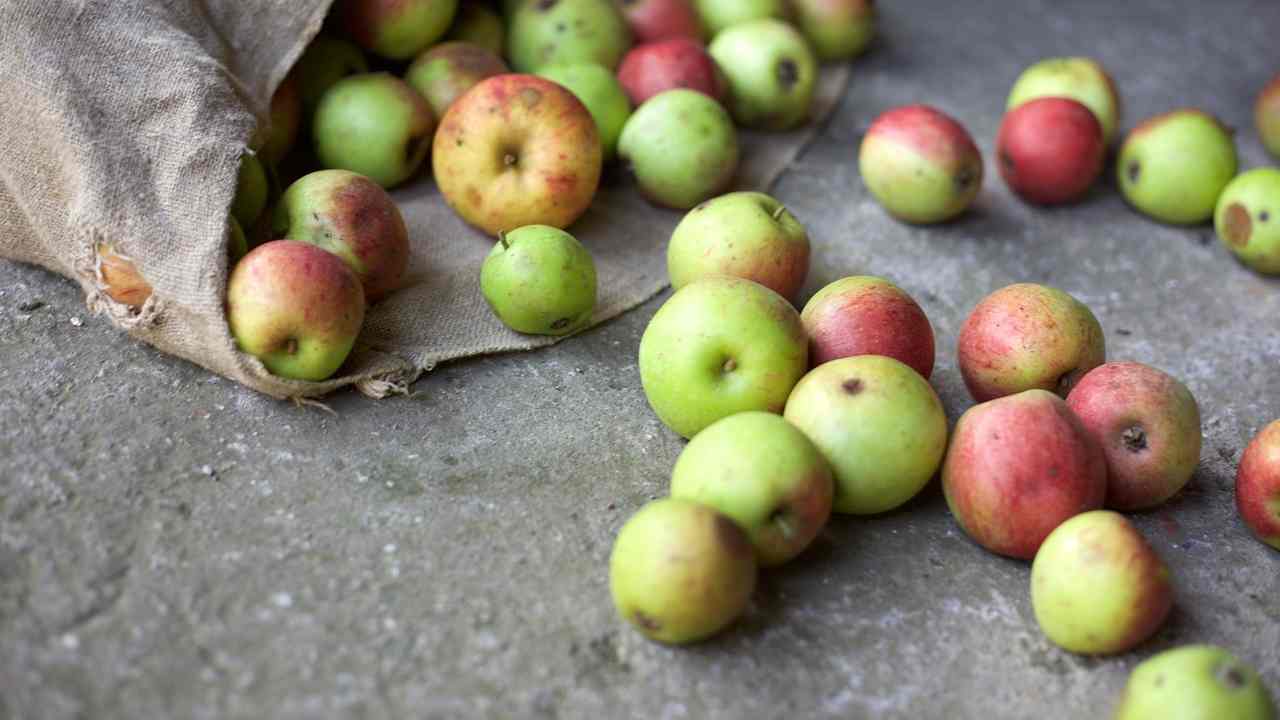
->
(0, 0), (850, 399)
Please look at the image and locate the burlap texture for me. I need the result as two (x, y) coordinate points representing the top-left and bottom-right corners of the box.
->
(0, 0), (850, 399)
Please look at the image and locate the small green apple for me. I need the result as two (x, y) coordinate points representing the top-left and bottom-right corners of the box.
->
(1215, 167), (1280, 275)
(1118, 109), (1238, 225)
(292, 35), (369, 118)
(406, 41), (508, 119)
(480, 225), (597, 335)
(336, 0), (459, 60)
(1006, 57), (1121, 144)
(790, 0), (875, 62)
(708, 19), (817, 131)
(1114, 645), (1275, 720)
(445, 2), (505, 55)
(617, 89), (739, 209)
(313, 73), (437, 189)
(508, 0), (632, 72)
(537, 64), (632, 161)
(232, 153), (269, 228)
(693, 0), (786, 36)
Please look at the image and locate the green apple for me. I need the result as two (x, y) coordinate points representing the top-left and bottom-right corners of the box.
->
(232, 153), (269, 228)
(1007, 57), (1121, 144)
(609, 498), (757, 645)
(670, 411), (833, 567)
(859, 104), (984, 224)
(784, 355), (948, 515)
(639, 275), (807, 439)
(693, 0), (786, 36)
(292, 35), (369, 119)
(228, 216), (248, 264)
(313, 73), (437, 189)
(508, 0), (632, 72)
(667, 191), (808, 300)
(1114, 645), (1275, 719)
(1117, 109), (1238, 225)
(708, 19), (817, 131)
(335, 0), (459, 60)
(1215, 167), (1280, 275)
(617, 89), (739, 209)
(445, 2), (505, 55)
(480, 225), (597, 335)
(406, 41), (508, 119)
(538, 64), (632, 161)
(790, 0), (875, 62)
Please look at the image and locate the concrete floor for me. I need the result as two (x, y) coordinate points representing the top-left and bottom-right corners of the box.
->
(3, 0), (1280, 718)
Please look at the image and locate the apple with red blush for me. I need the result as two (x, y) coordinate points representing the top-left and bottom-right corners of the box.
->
(615, 0), (705, 43)
(997, 97), (1106, 205)
(800, 276), (934, 378)
(1238, 420), (1280, 550)
(617, 38), (726, 107)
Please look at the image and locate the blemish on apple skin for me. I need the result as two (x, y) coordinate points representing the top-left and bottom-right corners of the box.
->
(1223, 203), (1252, 247)
(841, 378), (863, 395)
(631, 610), (660, 633)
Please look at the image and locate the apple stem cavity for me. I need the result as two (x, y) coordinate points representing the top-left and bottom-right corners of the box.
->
(770, 509), (796, 540)
(776, 59), (798, 90)
(772, 205), (787, 221)
(722, 357), (737, 374)
(285, 338), (299, 356)
(1122, 425), (1148, 452)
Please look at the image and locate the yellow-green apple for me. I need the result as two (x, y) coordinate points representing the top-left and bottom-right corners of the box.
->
(957, 282), (1105, 402)
(433, 74), (602, 234)
(692, 0), (785, 36)
(790, 0), (875, 62)
(232, 153), (269, 228)
(406, 41), (508, 119)
(942, 389), (1107, 559)
(638, 276), (807, 439)
(537, 64), (632, 161)
(313, 73), (436, 189)
(667, 191), (808, 300)
(708, 19), (816, 131)
(859, 104), (983, 223)
(226, 240), (366, 381)
(1215, 168), (1280, 275)
(292, 35), (369, 119)
(1114, 646), (1276, 720)
(670, 411), (833, 566)
(508, 0), (632, 72)
(800, 276), (934, 378)
(1257, 74), (1280, 159)
(445, 2), (505, 55)
(1006, 57), (1121, 144)
(997, 98), (1105, 205)
(1238, 420), (1280, 550)
(784, 355), (947, 515)
(1118, 109), (1238, 225)
(1066, 362), (1201, 510)
(272, 169), (409, 303)
(480, 224), (597, 335)
(335, 0), (459, 60)
(617, 89), (738, 209)
(609, 498), (757, 645)
(97, 244), (153, 308)
(260, 75), (302, 166)
(617, 38), (727, 107)
(1031, 510), (1172, 655)
(615, 0), (705, 43)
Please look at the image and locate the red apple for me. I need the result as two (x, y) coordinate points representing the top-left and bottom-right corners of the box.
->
(617, 38), (726, 107)
(1237, 420), (1280, 550)
(1254, 73), (1280, 159)
(800, 275), (935, 378)
(997, 97), (1105, 205)
(942, 389), (1107, 559)
(615, 0), (705, 43)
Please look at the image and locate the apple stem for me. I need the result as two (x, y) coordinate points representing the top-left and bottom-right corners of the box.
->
(498, 231), (510, 250)
(772, 205), (787, 221)
(771, 509), (796, 540)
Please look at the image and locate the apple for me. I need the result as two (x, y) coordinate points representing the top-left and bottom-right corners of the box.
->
(1256, 74), (1280, 159)
(1066, 362), (1202, 510)
(292, 35), (369, 119)
(1031, 510), (1173, 655)
(997, 97), (1105, 205)
(609, 498), (757, 645)
(692, 0), (786, 36)
(537, 64), (632, 161)
(708, 19), (817, 131)
(228, 216), (249, 264)
(957, 282), (1106, 402)
(508, 0), (632, 72)
(617, 89), (738, 209)
(1118, 108), (1238, 225)
(335, 0), (459, 60)
(480, 224), (597, 335)
(313, 73), (436, 189)
(615, 0), (705, 43)
(232, 153), (269, 228)
(859, 105), (983, 224)
(790, 0), (875, 62)
(96, 244), (153, 308)
(405, 41), (508, 119)
(272, 169), (410, 303)
(433, 74), (602, 234)
(1215, 167), (1280, 275)
(617, 38), (727, 107)
(1238, 420), (1280, 550)
(942, 389), (1107, 559)
(226, 240), (366, 381)
(784, 355), (947, 515)
(260, 74), (302, 166)
(445, 2), (506, 55)
(1114, 645), (1276, 720)
(670, 411), (833, 567)
(800, 276), (934, 379)
(1006, 57), (1121, 144)
(638, 275), (807, 439)
(667, 191), (808, 300)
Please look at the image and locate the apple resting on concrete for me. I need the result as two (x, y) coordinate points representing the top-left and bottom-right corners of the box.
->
(617, 38), (728, 107)
(232, 153), (269, 228)
(1066, 362), (1201, 510)
(508, 0), (632, 72)
(1238, 420), (1280, 550)
(1256, 74), (1280, 159)
(667, 191), (808, 300)
(784, 355), (947, 515)
(942, 389), (1107, 559)
(480, 225), (597, 335)
(272, 169), (410, 303)
(260, 74), (302, 166)
(1114, 645), (1276, 720)
(957, 282), (1105, 402)
(292, 35), (369, 119)
(406, 41), (508, 120)
(638, 276), (807, 439)
(997, 97), (1105, 205)
(313, 73), (436, 189)
(692, 0), (786, 36)
(800, 276), (934, 379)
(226, 240), (366, 382)
(433, 74), (602, 234)
(609, 498), (757, 645)
(859, 105), (983, 224)
(708, 19), (817, 131)
(617, 89), (738, 209)
(97, 244), (153, 308)
(537, 64), (633, 161)
(616, 0), (705, 44)
(790, 0), (875, 62)
(1031, 510), (1172, 655)
(1117, 109), (1238, 225)
(1006, 56), (1121, 145)
(670, 411), (833, 567)
(336, 0), (459, 60)
(445, 2), (506, 55)
(1215, 168), (1280, 275)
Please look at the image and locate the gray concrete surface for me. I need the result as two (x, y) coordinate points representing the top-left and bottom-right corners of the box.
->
(3, 1), (1280, 718)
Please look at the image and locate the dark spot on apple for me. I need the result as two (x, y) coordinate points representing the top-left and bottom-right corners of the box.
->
(955, 165), (977, 191)
(555, 22), (566, 32)
(551, 317), (571, 330)
(504, 152), (519, 167)
(722, 357), (737, 373)
(1217, 662), (1248, 690)
(1262, 210), (1271, 222)
(536, 0), (557, 11)
(285, 338), (299, 355)
(776, 59), (799, 91)
(1122, 425), (1148, 452)
(1223, 203), (1252, 247)
(1126, 160), (1140, 184)
(520, 87), (544, 108)
(842, 378), (863, 395)
(631, 610), (660, 633)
